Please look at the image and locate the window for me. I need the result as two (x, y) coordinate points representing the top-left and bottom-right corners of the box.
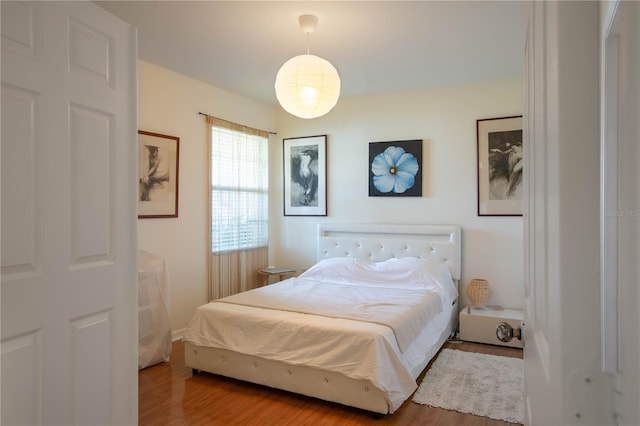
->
(209, 121), (268, 253)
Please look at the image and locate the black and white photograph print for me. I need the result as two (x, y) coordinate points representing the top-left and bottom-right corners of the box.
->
(476, 116), (523, 216)
(283, 135), (327, 216)
(369, 140), (423, 197)
(138, 130), (180, 218)
(488, 130), (523, 200)
(290, 145), (319, 206)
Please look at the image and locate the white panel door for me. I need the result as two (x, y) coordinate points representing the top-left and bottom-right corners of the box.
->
(522, 3), (562, 423)
(1, 2), (138, 425)
(523, 1), (612, 425)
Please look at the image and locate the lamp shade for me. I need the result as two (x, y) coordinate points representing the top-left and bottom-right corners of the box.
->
(275, 54), (341, 119)
(466, 278), (492, 307)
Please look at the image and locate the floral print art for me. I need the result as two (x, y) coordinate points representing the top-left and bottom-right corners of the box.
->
(371, 146), (419, 194)
(369, 140), (422, 197)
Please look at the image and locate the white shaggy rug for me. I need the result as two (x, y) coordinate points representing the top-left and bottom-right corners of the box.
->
(412, 349), (524, 424)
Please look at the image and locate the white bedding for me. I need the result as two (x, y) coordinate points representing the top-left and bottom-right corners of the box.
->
(184, 257), (457, 413)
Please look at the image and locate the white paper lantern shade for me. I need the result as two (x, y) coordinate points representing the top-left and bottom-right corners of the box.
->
(275, 54), (341, 119)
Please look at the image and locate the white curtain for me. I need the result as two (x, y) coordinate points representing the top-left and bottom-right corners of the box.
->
(207, 116), (269, 300)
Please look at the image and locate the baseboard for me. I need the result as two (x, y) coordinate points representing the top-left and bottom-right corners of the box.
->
(172, 328), (185, 342)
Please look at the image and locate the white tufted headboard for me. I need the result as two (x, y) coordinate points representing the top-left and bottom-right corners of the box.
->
(317, 224), (461, 281)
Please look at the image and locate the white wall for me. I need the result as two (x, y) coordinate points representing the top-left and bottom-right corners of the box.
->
(271, 78), (524, 309)
(137, 61), (276, 333)
(139, 60), (523, 332)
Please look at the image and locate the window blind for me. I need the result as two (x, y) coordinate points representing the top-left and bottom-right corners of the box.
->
(209, 122), (268, 253)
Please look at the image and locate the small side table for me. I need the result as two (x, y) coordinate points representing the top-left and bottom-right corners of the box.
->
(258, 267), (296, 286)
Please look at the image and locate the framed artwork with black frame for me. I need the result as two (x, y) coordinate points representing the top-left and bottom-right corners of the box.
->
(476, 115), (523, 216)
(138, 130), (180, 218)
(369, 139), (423, 197)
(283, 135), (327, 216)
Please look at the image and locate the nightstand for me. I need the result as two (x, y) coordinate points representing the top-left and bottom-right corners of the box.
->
(258, 267), (296, 285)
(459, 306), (524, 348)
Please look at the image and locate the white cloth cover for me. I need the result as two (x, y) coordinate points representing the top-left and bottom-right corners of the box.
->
(138, 250), (172, 369)
(184, 257), (457, 412)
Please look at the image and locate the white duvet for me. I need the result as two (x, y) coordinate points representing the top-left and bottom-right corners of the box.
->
(184, 257), (457, 412)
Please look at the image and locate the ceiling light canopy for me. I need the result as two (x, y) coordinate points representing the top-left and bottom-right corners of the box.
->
(275, 15), (341, 119)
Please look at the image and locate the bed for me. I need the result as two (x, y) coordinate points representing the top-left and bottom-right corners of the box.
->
(184, 224), (461, 414)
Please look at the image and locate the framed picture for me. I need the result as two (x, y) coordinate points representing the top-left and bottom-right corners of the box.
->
(283, 135), (327, 216)
(138, 130), (180, 218)
(369, 139), (422, 197)
(476, 116), (523, 216)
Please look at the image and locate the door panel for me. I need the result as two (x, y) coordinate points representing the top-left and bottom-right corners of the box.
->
(1, 2), (137, 425)
(0, 330), (43, 425)
(69, 104), (113, 264)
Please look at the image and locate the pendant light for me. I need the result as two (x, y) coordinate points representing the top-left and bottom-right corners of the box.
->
(275, 15), (341, 119)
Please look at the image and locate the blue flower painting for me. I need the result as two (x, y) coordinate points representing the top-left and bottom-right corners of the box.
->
(369, 140), (422, 197)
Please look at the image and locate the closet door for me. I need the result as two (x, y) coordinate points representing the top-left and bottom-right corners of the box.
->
(1, 2), (138, 424)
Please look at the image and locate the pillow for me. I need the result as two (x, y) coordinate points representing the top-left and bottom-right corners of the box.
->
(300, 257), (457, 304)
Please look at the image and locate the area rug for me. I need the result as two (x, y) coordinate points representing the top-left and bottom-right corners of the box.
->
(412, 349), (524, 424)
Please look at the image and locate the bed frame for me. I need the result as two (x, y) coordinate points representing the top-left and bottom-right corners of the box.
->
(185, 224), (461, 414)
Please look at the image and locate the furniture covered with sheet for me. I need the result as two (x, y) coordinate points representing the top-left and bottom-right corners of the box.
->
(138, 250), (172, 369)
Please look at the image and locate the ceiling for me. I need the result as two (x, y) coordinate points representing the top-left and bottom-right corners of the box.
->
(97, 1), (524, 106)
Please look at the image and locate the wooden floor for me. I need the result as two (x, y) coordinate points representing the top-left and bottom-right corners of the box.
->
(139, 339), (523, 425)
